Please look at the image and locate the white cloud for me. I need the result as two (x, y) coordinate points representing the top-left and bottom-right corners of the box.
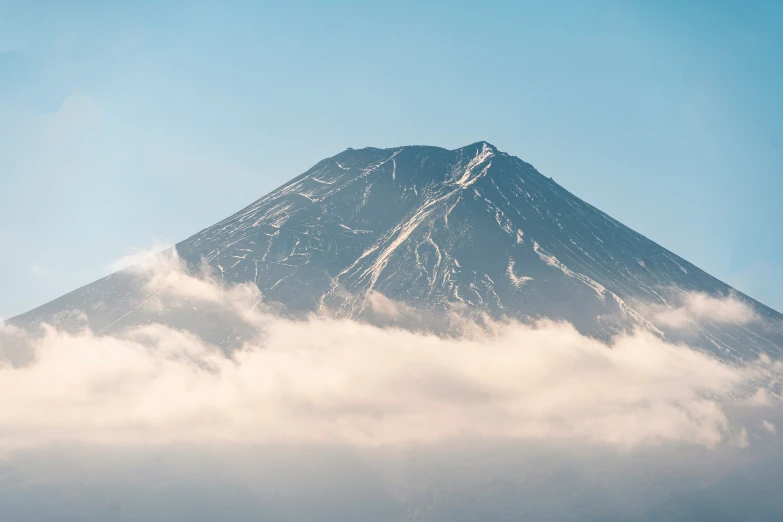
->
(748, 387), (775, 406)
(105, 237), (173, 273)
(763, 420), (777, 434)
(642, 291), (758, 329)
(366, 291), (401, 317)
(1, 253), (781, 452)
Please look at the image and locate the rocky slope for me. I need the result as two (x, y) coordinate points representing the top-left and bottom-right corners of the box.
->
(14, 142), (783, 360)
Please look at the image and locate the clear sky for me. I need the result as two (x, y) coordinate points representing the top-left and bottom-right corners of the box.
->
(0, 0), (781, 318)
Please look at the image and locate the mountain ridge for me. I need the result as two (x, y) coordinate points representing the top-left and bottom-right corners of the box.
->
(12, 142), (783, 361)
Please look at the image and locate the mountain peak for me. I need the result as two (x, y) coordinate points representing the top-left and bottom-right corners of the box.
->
(13, 142), (783, 362)
(460, 140), (498, 153)
(341, 141), (501, 156)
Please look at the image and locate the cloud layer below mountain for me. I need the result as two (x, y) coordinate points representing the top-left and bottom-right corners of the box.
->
(1, 251), (780, 452)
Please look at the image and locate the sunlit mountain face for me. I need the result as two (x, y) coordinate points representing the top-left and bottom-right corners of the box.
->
(14, 142), (782, 361)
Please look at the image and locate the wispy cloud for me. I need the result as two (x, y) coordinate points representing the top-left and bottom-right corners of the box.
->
(642, 291), (758, 329)
(105, 237), (173, 273)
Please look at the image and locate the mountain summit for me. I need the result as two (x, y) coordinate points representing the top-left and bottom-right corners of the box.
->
(14, 142), (783, 360)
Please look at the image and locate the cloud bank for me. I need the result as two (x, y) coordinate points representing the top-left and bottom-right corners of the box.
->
(0, 251), (780, 452)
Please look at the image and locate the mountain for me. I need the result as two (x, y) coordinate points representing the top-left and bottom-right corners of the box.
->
(12, 142), (783, 360)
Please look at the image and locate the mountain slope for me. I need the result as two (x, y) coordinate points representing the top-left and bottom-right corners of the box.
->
(13, 142), (783, 360)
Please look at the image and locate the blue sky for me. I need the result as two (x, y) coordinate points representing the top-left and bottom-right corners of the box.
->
(0, 0), (781, 317)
